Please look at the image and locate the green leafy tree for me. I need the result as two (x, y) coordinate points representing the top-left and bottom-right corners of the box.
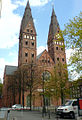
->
(15, 64), (42, 110)
(63, 12), (82, 77)
(45, 63), (69, 105)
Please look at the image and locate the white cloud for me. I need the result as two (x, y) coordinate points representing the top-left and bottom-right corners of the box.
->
(0, 0), (21, 48)
(37, 46), (47, 55)
(15, 0), (51, 7)
(66, 49), (73, 64)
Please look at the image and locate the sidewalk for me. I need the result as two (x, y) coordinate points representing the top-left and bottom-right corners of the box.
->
(0, 111), (7, 120)
(8, 110), (76, 120)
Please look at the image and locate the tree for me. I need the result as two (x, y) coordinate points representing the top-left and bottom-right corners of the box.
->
(63, 12), (82, 78)
(45, 63), (69, 105)
(6, 74), (18, 106)
(15, 64), (42, 110)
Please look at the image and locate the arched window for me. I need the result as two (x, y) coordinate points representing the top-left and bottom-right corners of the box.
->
(42, 71), (51, 81)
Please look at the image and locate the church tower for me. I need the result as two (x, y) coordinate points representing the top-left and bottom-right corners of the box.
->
(18, 1), (37, 67)
(47, 8), (66, 65)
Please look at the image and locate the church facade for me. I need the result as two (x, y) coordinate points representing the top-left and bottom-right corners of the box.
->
(2, 1), (67, 107)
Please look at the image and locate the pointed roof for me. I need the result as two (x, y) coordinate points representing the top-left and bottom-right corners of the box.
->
(20, 1), (36, 33)
(37, 49), (54, 64)
(48, 8), (60, 38)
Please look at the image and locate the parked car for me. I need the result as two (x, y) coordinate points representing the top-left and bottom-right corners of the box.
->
(57, 99), (78, 119)
(12, 104), (23, 110)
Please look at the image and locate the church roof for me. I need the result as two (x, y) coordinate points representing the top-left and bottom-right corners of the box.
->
(5, 65), (18, 75)
(20, 1), (36, 33)
(48, 8), (60, 38)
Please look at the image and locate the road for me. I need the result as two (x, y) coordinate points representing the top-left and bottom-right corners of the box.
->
(7, 110), (76, 120)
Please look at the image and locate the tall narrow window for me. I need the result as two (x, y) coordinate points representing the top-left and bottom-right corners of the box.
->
(31, 30), (33, 33)
(62, 58), (64, 61)
(33, 36), (35, 40)
(27, 29), (29, 32)
(48, 59), (50, 63)
(57, 57), (59, 61)
(32, 53), (34, 58)
(30, 36), (32, 40)
(27, 35), (29, 39)
(61, 48), (63, 51)
(31, 42), (34, 46)
(24, 35), (27, 38)
(25, 41), (28, 45)
(26, 59), (27, 63)
(25, 52), (28, 57)
(56, 47), (58, 50)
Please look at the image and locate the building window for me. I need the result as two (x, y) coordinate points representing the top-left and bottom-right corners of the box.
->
(24, 35), (27, 38)
(30, 36), (32, 40)
(62, 58), (64, 62)
(48, 59), (50, 63)
(31, 42), (34, 46)
(33, 36), (35, 40)
(54, 41), (56, 44)
(31, 30), (33, 33)
(25, 41), (28, 45)
(27, 29), (29, 32)
(61, 48), (63, 51)
(57, 57), (59, 61)
(25, 53), (28, 57)
(32, 53), (34, 58)
(59, 42), (61, 45)
(53, 58), (54, 61)
(42, 59), (44, 63)
(27, 35), (29, 39)
(26, 59), (27, 62)
(56, 47), (58, 50)
(62, 42), (64, 45)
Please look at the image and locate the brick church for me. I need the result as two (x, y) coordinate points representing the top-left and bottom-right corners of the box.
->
(2, 1), (67, 107)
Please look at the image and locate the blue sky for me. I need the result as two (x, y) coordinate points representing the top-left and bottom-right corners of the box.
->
(0, 0), (82, 82)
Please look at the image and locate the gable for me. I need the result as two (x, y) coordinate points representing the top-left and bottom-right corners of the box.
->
(37, 49), (54, 65)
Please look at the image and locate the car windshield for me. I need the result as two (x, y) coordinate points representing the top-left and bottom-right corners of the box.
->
(65, 101), (73, 106)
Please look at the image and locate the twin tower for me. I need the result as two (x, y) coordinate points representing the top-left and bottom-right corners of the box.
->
(18, 1), (66, 67)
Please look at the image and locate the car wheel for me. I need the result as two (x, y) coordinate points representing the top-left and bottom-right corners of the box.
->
(70, 112), (75, 119)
